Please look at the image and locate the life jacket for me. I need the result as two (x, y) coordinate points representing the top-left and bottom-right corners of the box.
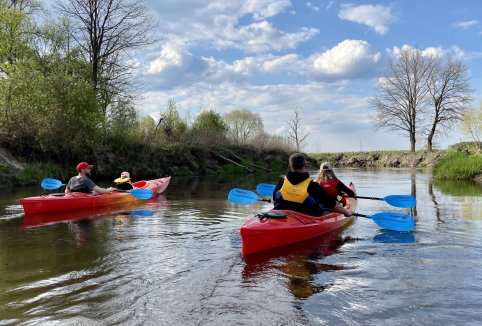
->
(319, 179), (339, 197)
(274, 176), (319, 215)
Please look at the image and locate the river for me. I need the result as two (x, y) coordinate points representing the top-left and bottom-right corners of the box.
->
(1, 168), (481, 325)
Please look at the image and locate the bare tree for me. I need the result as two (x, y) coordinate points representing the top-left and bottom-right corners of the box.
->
(425, 57), (472, 151)
(286, 108), (310, 151)
(56, 0), (155, 115)
(2, 0), (41, 13)
(372, 47), (436, 152)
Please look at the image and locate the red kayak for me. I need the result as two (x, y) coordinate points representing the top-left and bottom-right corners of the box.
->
(20, 176), (171, 215)
(240, 183), (357, 256)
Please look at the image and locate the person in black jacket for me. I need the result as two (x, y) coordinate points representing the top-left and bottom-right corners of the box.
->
(272, 153), (353, 217)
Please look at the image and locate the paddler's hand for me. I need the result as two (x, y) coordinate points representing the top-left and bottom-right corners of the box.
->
(344, 209), (354, 217)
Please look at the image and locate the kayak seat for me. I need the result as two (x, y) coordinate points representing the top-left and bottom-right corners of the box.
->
(257, 211), (287, 220)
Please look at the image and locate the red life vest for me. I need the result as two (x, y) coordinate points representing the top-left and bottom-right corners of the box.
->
(319, 179), (339, 197)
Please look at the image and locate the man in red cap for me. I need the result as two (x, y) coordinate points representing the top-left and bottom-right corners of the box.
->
(65, 162), (115, 194)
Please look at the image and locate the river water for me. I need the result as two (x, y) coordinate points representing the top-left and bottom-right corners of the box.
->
(1, 168), (481, 325)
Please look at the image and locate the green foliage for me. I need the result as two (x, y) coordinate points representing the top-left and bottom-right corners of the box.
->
(223, 109), (263, 143)
(192, 109), (228, 145)
(158, 98), (188, 142)
(433, 152), (482, 180)
(460, 104), (482, 149)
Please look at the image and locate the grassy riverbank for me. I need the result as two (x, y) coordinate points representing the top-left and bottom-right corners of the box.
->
(0, 145), (291, 188)
(433, 152), (482, 180)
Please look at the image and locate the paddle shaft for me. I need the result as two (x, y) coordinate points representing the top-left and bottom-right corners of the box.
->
(344, 195), (383, 201)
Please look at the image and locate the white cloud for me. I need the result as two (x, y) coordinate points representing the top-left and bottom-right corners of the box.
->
(338, 3), (395, 35)
(241, 0), (292, 20)
(142, 39), (383, 89)
(215, 21), (319, 53)
(145, 0), (314, 53)
(453, 20), (478, 30)
(388, 44), (465, 60)
(309, 40), (381, 79)
(306, 1), (320, 12)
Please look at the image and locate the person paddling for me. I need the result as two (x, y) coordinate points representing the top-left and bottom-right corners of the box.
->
(272, 153), (353, 217)
(114, 171), (133, 191)
(65, 162), (115, 194)
(315, 162), (355, 206)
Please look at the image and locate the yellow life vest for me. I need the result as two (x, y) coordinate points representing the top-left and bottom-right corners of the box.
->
(279, 176), (311, 203)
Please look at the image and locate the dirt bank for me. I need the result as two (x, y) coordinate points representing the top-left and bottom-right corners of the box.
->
(312, 151), (447, 168)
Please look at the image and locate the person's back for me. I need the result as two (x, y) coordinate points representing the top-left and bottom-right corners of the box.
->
(273, 154), (353, 218)
(67, 175), (96, 194)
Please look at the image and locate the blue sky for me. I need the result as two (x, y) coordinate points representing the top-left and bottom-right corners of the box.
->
(134, 0), (482, 152)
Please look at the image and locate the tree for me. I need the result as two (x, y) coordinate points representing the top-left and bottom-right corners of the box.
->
(56, 0), (154, 115)
(156, 98), (187, 142)
(460, 104), (482, 151)
(2, 0), (41, 13)
(286, 108), (309, 151)
(425, 57), (472, 151)
(192, 109), (227, 145)
(372, 47), (436, 151)
(223, 109), (263, 144)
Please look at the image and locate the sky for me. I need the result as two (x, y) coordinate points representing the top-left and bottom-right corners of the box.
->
(131, 0), (482, 152)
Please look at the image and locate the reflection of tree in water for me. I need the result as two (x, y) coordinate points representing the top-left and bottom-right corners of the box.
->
(410, 169), (418, 219)
(242, 225), (357, 300)
(428, 179), (443, 223)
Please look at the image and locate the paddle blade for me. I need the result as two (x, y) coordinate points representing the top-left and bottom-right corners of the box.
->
(130, 188), (153, 200)
(256, 183), (276, 197)
(130, 209), (154, 218)
(41, 178), (65, 190)
(383, 195), (416, 208)
(228, 188), (260, 205)
(369, 212), (415, 232)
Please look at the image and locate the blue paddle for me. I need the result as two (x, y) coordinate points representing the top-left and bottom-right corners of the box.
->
(129, 188), (153, 200)
(41, 178), (65, 190)
(347, 195), (416, 208)
(354, 212), (415, 232)
(228, 188), (271, 204)
(255, 183), (416, 208)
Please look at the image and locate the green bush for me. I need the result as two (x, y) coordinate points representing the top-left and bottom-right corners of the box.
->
(433, 152), (482, 180)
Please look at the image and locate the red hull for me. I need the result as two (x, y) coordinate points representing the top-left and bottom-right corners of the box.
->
(20, 176), (171, 215)
(240, 183), (357, 256)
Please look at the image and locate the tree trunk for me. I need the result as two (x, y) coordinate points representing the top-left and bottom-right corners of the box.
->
(410, 132), (416, 152)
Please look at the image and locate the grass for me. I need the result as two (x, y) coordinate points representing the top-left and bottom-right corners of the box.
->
(433, 152), (482, 180)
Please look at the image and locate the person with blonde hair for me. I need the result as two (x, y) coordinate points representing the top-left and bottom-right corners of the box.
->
(315, 162), (355, 205)
(114, 171), (133, 191)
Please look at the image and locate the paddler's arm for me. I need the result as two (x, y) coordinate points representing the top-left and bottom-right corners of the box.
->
(93, 185), (115, 194)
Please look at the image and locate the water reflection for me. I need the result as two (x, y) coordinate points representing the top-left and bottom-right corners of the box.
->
(242, 224), (355, 299)
(373, 230), (415, 244)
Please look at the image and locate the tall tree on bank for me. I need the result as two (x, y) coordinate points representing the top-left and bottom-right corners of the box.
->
(223, 109), (264, 144)
(372, 47), (435, 152)
(425, 57), (472, 151)
(56, 0), (154, 115)
(286, 108), (310, 151)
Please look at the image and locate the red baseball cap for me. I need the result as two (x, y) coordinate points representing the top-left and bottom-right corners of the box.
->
(76, 162), (94, 171)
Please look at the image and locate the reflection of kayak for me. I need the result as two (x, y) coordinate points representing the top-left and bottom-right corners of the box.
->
(20, 176), (171, 215)
(22, 203), (132, 228)
(240, 183), (357, 256)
